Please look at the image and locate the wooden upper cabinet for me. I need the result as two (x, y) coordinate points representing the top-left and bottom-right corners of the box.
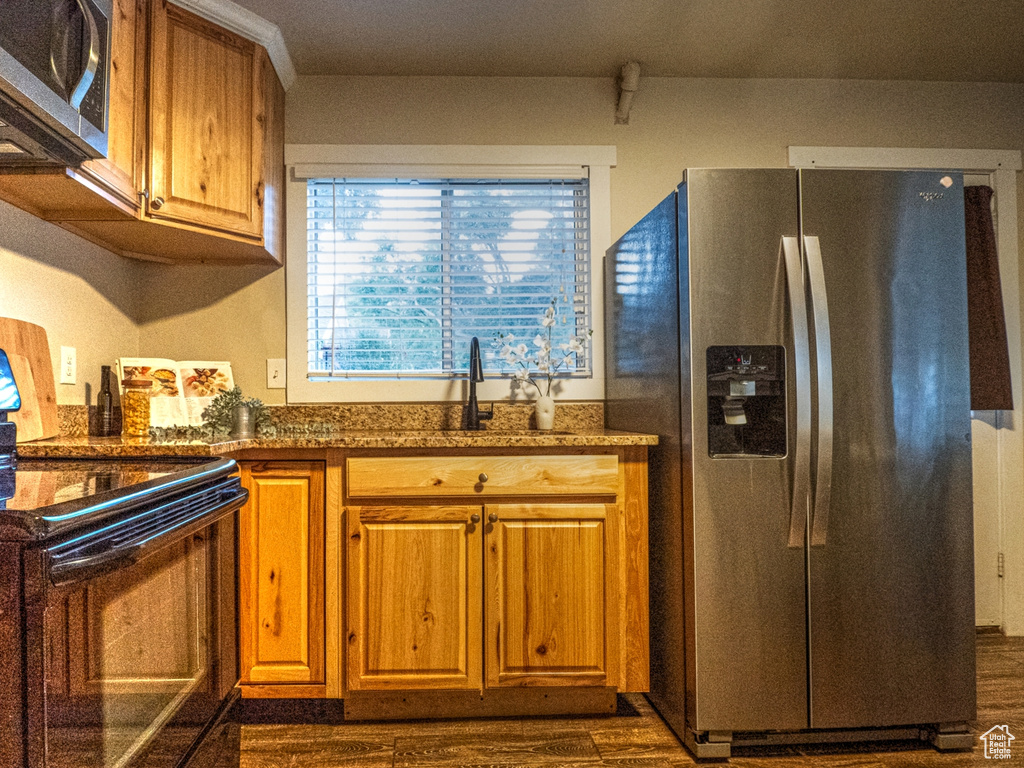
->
(78, 0), (147, 213)
(147, 1), (263, 239)
(0, 0), (284, 264)
(485, 503), (618, 688)
(260, 44), (286, 260)
(239, 462), (325, 689)
(346, 505), (483, 692)
(0, 0), (146, 220)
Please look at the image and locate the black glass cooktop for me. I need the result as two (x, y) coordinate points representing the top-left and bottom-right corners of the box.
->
(0, 456), (239, 542)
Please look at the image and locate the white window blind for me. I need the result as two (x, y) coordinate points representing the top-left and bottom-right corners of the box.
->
(305, 177), (591, 378)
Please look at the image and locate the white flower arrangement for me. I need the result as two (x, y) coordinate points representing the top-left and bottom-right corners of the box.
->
(495, 297), (592, 397)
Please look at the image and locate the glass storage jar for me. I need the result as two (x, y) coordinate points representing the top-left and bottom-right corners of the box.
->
(120, 379), (152, 438)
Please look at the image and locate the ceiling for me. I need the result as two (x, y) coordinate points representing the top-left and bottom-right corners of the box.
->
(230, 0), (1024, 83)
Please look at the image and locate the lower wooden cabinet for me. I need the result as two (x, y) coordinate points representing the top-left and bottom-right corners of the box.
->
(233, 447), (650, 713)
(238, 461), (325, 695)
(346, 505), (482, 691)
(346, 502), (618, 694)
(486, 504), (618, 688)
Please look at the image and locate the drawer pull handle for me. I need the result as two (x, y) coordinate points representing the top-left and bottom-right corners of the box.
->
(150, 196), (165, 210)
(478, 473), (488, 483)
(470, 514), (480, 524)
(488, 513), (499, 524)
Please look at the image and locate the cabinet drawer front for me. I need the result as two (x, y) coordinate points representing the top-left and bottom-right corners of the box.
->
(347, 455), (619, 498)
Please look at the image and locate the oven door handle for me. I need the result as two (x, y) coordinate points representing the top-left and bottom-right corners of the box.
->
(48, 484), (247, 587)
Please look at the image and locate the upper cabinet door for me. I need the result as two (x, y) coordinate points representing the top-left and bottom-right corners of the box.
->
(147, 1), (264, 239)
(80, 0), (147, 213)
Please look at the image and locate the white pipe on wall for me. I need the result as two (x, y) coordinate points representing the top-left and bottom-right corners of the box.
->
(615, 61), (641, 124)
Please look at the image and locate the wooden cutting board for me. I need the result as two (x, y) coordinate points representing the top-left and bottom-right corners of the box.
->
(0, 318), (59, 442)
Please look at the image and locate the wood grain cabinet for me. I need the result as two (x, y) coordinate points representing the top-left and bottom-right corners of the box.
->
(343, 451), (648, 716)
(0, 0), (284, 264)
(0, 0), (147, 220)
(78, 0), (148, 215)
(485, 503), (618, 688)
(346, 504), (483, 692)
(238, 461), (325, 697)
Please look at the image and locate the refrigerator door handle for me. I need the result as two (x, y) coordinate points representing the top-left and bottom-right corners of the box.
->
(782, 236), (811, 548)
(804, 235), (834, 547)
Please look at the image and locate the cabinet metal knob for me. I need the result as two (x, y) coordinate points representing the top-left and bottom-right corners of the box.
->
(470, 514), (480, 524)
(488, 513), (499, 524)
(478, 473), (488, 483)
(150, 196), (165, 210)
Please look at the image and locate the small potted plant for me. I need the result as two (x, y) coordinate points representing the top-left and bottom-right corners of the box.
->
(495, 296), (592, 430)
(201, 386), (270, 438)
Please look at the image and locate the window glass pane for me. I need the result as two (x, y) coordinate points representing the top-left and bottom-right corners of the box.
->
(306, 178), (591, 378)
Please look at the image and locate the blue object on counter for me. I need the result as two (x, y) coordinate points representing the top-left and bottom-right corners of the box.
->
(0, 349), (21, 413)
(0, 349), (21, 472)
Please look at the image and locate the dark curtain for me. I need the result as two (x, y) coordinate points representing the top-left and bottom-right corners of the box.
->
(964, 185), (1013, 410)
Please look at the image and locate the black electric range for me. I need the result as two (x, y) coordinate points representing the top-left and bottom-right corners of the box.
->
(0, 350), (247, 768)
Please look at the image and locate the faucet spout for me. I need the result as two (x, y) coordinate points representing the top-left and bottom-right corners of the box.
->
(467, 337), (493, 430)
(470, 337), (484, 382)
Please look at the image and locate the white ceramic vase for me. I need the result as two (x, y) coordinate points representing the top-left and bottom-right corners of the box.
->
(534, 395), (555, 431)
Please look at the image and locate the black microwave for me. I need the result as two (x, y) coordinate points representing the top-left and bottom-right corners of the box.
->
(0, 0), (111, 166)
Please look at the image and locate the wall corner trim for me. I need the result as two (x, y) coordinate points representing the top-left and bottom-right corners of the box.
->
(171, 0), (297, 90)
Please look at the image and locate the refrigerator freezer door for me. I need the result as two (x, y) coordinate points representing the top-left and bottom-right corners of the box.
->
(800, 169), (976, 728)
(685, 169), (807, 732)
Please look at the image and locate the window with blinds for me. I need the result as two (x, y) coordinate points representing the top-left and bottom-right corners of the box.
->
(305, 177), (591, 378)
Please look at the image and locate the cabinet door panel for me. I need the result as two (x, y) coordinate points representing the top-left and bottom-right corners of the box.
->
(239, 462), (324, 685)
(148, 1), (263, 238)
(80, 0), (145, 211)
(487, 504), (618, 687)
(347, 505), (482, 691)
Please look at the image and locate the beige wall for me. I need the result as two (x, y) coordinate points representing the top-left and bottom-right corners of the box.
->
(134, 262), (284, 401)
(0, 199), (140, 405)
(284, 76), (1024, 249)
(204, 75), (1024, 401)
(3, 76), (1023, 404)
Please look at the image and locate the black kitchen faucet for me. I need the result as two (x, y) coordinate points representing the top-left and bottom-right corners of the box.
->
(466, 337), (493, 430)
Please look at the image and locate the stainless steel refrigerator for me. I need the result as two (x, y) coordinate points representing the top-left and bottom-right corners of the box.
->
(605, 169), (976, 758)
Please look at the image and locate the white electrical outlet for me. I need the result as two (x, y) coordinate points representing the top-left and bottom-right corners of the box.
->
(267, 359), (286, 389)
(59, 346), (76, 384)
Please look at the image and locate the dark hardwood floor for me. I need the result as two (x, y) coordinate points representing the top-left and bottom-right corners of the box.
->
(219, 634), (1024, 767)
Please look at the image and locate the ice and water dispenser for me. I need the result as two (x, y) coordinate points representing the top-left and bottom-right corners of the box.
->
(706, 346), (786, 457)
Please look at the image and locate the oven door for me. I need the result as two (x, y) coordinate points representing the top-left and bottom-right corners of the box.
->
(22, 484), (240, 768)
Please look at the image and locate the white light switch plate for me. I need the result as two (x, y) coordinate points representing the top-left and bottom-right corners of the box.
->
(59, 346), (76, 384)
(267, 359), (286, 389)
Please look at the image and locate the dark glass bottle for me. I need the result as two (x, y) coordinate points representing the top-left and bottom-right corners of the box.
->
(96, 365), (114, 437)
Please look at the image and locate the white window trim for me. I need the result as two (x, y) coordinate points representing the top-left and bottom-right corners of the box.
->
(790, 145), (1024, 637)
(285, 144), (616, 404)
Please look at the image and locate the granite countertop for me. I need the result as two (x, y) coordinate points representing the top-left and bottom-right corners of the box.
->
(16, 428), (658, 458)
